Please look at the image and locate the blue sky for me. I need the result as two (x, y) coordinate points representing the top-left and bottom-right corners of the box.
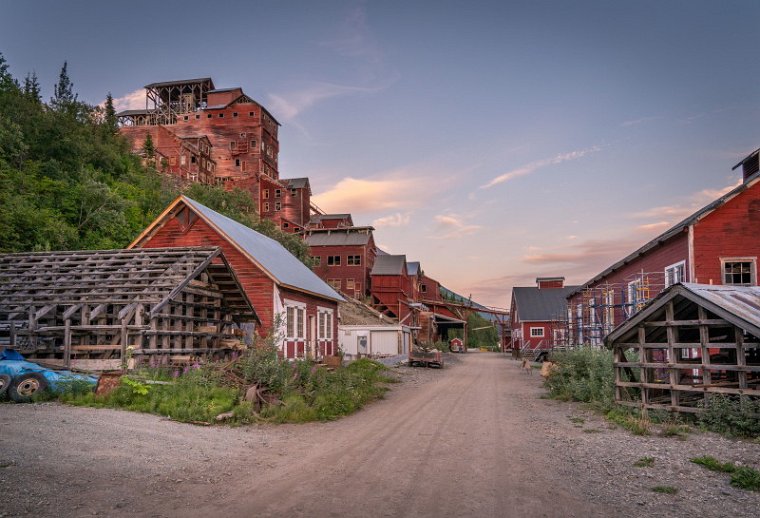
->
(2, 0), (759, 307)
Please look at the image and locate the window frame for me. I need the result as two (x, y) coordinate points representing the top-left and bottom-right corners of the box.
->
(721, 257), (757, 286)
(529, 327), (545, 338)
(664, 260), (686, 288)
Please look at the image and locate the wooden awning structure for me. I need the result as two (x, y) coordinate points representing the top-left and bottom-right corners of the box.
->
(605, 283), (760, 414)
(0, 247), (258, 371)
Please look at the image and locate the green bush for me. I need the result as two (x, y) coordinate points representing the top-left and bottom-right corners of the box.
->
(698, 395), (760, 438)
(544, 347), (615, 412)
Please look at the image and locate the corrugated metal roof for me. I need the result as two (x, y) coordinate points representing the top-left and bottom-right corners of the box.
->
(305, 230), (372, 246)
(568, 172), (760, 298)
(513, 286), (579, 321)
(606, 283), (760, 343)
(116, 109), (152, 116)
(371, 254), (406, 275)
(309, 213), (353, 224)
(407, 262), (421, 276)
(182, 197), (343, 302)
(208, 87), (241, 94)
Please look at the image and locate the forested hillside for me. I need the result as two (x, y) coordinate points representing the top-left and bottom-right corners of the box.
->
(0, 53), (310, 262)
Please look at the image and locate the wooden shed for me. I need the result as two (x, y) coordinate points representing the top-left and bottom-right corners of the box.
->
(606, 283), (760, 414)
(0, 247), (258, 371)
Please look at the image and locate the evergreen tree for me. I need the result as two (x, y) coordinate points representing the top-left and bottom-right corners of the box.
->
(0, 52), (17, 92)
(51, 61), (78, 112)
(104, 92), (117, 133)
(142, 133), (154, 158)
(23, 72), (41, 103)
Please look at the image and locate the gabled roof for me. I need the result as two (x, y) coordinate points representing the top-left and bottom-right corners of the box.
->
(371, 254), (407, 276)
(129, 196), (343, 302)
(512, 286), (579, 322)
(568, 171), (760, 297)
(281, 177), (310, 190)
(309, 213), (353, 225)
(407, 262), (421, 276)
(0, 247), (257, 321)
(305, 228), (373, 246)
(606, 283), (760, 344)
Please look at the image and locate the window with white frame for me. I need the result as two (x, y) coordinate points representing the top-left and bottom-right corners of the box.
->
(285, 303), (306, 340)
(722, 258), (756, 285)
(626, 279), (641, 316)
(665, 261), (686, 288)
(529, 327), (544, 337)
(318, 309), (333, 340)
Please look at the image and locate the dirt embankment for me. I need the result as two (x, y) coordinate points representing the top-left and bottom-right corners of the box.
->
(1, 354), (759, 518)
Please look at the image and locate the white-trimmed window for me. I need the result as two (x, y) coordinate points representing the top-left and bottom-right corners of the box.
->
(285, 302), (306, 340)
(665, 260), (686, 288)
(529, 327), (544, 338)
(318, 309), (333, 340)
(722, 258), (756, 286)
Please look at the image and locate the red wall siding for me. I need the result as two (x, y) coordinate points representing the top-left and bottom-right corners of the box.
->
(693, 180), (760, 285)
(311, 244), (372, 297)
(568, 232), (689, 325)
(138, 215), (277, 334)
(279, 288), (339, 358)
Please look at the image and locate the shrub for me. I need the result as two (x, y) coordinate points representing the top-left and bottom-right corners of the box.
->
(698, 395), (760, 438)
(544, 347), (615, 412)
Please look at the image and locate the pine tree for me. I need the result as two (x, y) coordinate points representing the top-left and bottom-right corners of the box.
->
(51, 61), (78, 112)
(0, 52), (18, 93)
(23, 72), (41, 103)
(104, 92), (117, 133)
(142, 133), (155, 158)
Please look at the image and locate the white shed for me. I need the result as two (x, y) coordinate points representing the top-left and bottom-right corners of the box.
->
(339, 324), (412, 359)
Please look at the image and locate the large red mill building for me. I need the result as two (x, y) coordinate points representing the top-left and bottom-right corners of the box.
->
(117, 77), (311, 232)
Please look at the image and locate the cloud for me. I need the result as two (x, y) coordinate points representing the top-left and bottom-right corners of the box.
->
(109, 88), (145, 112)
(481, 146), (600, 189)
(373, 212), (411, 228)
(313, 175), (425, 214)
(620, 115), (662, 127)
(635, 221), (671, 232)
(630, 179), (741, 221)
(432, 213), (481, 239)
(522, 238), (642, 267)
(268, 82), (385, 122)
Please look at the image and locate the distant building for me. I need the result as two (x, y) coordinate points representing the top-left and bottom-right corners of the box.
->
(305, 226), (377, 299)
(510, 277), (577, 358)
(567, 154), (760, 346)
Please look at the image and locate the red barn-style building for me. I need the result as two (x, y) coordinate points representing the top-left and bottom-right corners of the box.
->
(308, 214), (354, 229)
(305, 226), (377, 299)
(370, 254), (414, 323)
(567, 160), (760, 346)
(510, 277), (578, 358)
(129, 196), (343, 359)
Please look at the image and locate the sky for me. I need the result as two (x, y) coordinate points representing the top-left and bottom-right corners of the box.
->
(2, 0), (760, 308)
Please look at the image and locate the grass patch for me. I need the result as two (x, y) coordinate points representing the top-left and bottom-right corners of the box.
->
(606, 407), (650, 435)
(569, 416), (585, 425)
(698, 395), (760, 438)
(660, 423), (690, 439)
(634, 456), (655, 468)
(543, 347), (614, 412)
(582, 428), (601, 433)
(651, 485), (678, 495)
(59, 346), (395, 425)
(691, 455), (760, 491)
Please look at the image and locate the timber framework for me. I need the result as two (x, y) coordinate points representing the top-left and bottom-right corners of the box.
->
(0, 247), (258, 371)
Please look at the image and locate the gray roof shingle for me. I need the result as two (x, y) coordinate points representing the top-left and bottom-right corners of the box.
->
(371, 255), (407, 276)
(181, 197), (343, 302)
(305, 230), (372, 246)
(512, 286), (579, 321)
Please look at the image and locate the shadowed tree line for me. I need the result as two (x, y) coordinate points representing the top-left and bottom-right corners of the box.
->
(0, 53), (310, 263)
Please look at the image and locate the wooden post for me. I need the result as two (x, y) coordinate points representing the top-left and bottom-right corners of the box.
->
(736, 327), (747, 391)
(665, 301), (679, 409)
(698, 306), (711, 407)
(120, 319), (128, 372)
(63, 318), (72, 368)
(638, 325), (648, 411)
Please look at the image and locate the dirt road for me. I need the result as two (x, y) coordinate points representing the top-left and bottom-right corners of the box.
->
(2, 353), (759, 517)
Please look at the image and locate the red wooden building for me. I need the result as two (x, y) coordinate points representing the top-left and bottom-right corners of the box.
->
(129, 195), (344, 359)
(308, 214), (354, 229)
(305, 226), (377, 299)
(117, 78), (281, 219)
(567, 159), (760, 346)
(370, 254), (417, 323)
(510, 277), (578, 357)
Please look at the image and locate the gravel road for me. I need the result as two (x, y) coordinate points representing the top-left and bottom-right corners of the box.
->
(1, 353), (759, 517)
